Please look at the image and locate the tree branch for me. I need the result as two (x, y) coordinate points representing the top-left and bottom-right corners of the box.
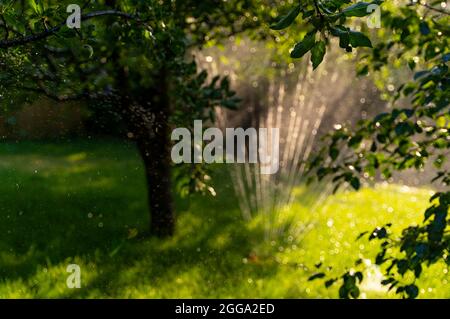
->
(419, 3), (450, 16)
(0, 10), (138, 49)
(313, 0), (325, 21)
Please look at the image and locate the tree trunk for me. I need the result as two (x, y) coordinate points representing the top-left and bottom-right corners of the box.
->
(104, 0), (174, 237)
(146, 67), (174, 237)
(136, 129), (175, 237)
(128, 68), (175, 237)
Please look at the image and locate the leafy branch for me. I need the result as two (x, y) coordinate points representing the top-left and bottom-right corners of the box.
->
(270, 0), (380, 68)
(0, 10), (140, 49)
(272, 0), (449, 298)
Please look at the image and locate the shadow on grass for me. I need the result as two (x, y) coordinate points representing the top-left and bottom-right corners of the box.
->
(0, 139), (277, 298)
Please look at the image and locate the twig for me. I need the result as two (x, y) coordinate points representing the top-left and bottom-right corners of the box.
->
(419, 2), (450, 16)
(313, 0), (325, 21)
(0, 10), (139, 49)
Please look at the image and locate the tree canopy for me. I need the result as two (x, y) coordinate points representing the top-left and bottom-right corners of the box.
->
(0, 0), (269, 236)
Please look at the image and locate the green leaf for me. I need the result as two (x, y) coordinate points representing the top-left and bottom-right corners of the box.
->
(325, 279), (337, 288)
(369, 226), (387, 240)
(28, 0), (43, 14)
(330, 26), (350, 49)
(394, 122), (414, 136)
(329, 146), (339, 160)
(355, 271), (363, 283)
(342, 2), (373, 17)
(28, 0), (38, 12)
(375, 249), (387, 265)
(339, 285), (349, 299)
(350, 176), (360, 190)
(350, 286), (360, 298)
(419, 21), (430, 35)
(339, 32), (350, 49)
(348, 135), (363, 148)
(356, 231), (368, 240)
(311, 40), (326, 69)
(443, 53), (450, 63)
(405, 284), (419, 299)
(290, 32), (316, 59)
(308, 273), (326, 281)
(270, 5), (302, 30)
(397, 260), (408, 275)
(349, 30), (372, 48)
(381, 278), (396, 285)
(414, 264), (422, 278)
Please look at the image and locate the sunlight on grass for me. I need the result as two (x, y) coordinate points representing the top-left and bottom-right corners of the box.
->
(0, 140), (448, 298)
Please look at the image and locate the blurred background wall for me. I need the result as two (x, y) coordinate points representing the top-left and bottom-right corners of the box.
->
(0, 99), (87, 140)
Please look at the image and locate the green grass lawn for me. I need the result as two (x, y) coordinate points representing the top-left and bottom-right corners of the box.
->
(0, 139), (448, 298)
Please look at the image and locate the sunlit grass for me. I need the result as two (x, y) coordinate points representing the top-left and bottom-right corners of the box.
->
(0, 139), (448, 298)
